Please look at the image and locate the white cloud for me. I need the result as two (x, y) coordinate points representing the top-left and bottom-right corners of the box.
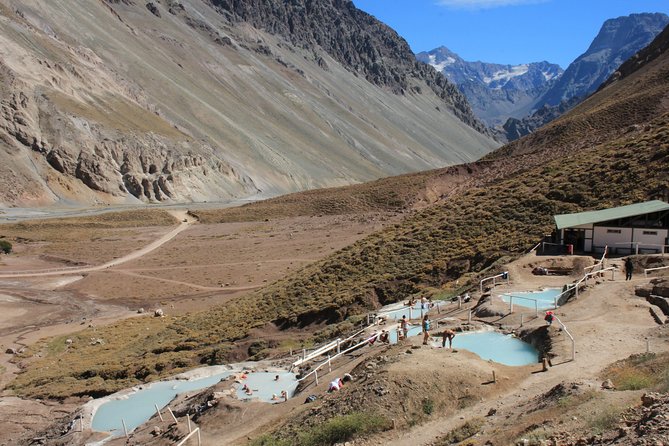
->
(436, 0), (549, 10)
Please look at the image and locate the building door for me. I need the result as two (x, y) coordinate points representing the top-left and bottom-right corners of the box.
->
(564, 229), (586, 252)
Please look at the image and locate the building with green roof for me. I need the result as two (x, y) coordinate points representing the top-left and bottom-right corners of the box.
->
(553, 200), (669, 255)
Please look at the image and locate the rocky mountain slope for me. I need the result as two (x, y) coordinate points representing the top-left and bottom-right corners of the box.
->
(538, 13), (669, 107)
(422, 13), (668, 141)
(0, 0), (496, 208)
(599, 19), (669, 91)
(499, 13), (669, 141)
(416, 46), (562, 126)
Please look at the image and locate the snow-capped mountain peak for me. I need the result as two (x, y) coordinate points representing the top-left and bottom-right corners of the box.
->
(416, 47), (563, 125)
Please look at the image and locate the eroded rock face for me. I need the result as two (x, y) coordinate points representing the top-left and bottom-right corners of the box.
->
(0, 53), (258, 204)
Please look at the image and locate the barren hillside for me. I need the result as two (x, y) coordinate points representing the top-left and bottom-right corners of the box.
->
(0, 0), (496, 207)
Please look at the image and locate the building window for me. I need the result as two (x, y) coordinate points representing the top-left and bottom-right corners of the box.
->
(607, 229), (621, 234)
(643, 231), (658, 235)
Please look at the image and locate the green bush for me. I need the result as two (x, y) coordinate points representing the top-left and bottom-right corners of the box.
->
(422, 398), (434, 415)
(0, 239), (11, 254)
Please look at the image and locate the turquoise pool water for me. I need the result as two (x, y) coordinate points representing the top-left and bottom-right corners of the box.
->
(235, 371), (299, 403)
(383, 325), (537, 366)
(501, 288), (562, 310)
(387, 324), (423, 343)
(377, 301), (445, 320)
(91, 370), (297, 436)
(443, 331), (538, 366)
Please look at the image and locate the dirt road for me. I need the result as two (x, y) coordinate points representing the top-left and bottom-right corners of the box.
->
(0, 210), (195, 278)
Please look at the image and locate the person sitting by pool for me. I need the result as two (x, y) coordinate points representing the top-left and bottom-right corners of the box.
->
(441, 328), (456, 349)
(379, 330), (390, 343)
(328, 378), (344, 392)
(271, 393), (279, 401)
(281, 390), (288, 402)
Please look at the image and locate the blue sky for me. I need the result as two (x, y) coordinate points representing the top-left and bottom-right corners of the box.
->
(351, 0), (669, 68)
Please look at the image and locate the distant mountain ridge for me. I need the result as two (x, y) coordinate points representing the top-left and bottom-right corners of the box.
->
(599, 18), (669, 90)
(420, 12), (669, 136)
(498, 13), (669, 141)
(416, 46), (562, 126)
(537, 12), (669, 107)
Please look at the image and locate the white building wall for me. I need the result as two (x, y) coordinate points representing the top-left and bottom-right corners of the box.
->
(632, 228), (668, 252)
(584, 228), (593, 252)
(593, 226), (633, 252)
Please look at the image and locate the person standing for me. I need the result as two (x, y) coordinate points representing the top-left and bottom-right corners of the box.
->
(422, 314), (431, 345)
(625, 258), (634, 281)
(399, 315), (408, 340)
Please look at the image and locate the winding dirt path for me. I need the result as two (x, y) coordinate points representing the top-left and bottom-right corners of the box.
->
(0, 210), (195, 278)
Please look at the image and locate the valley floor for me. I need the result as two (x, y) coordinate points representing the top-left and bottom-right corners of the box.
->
(0, 209), (667, 445)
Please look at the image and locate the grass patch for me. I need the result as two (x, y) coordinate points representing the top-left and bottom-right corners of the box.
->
(615, 371), (653, 390)
(0, 209), (178, 265)
(587, 406), (623, 435)
(603, 352), (669, 391)
(250, 412), (390, 446)
(434, 418), (484, 445)
(518, 427), (553, 444)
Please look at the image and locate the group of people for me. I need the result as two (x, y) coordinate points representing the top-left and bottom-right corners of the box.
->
(390, 313), (457, 348)
(420, 314), (456, 348)
(235, 370), (289, 403)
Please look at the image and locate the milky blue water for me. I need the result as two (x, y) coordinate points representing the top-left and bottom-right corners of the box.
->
(235, 371), (299, 403)
(377, 301), (445, 320)
(446, 331), (539, 366)
(387, 324), (423, 343)
(501, 288), (562, 310)
(92, 370), (297, 436)
(383, 325), (537, 367)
